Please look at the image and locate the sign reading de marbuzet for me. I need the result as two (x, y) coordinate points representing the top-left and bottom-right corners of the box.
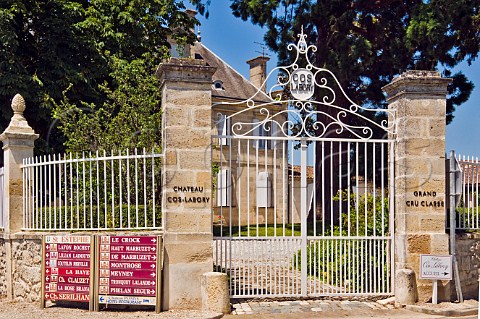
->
(419, 255), (452, 280)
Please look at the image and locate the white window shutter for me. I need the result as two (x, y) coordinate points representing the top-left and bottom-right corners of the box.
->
(269, 121), (277, 149)
(256, 172), (272, 207)
(217, 114), (230, 146)
(217, 169), (231, 207)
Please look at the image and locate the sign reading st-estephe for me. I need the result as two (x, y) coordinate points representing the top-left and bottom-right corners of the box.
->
(419, 255), (453, 280)
(42, 235), (93, 305)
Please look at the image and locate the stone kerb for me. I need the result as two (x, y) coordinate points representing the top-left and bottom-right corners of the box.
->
(383, 71), (451, 303)
(156, 58), (217, 311)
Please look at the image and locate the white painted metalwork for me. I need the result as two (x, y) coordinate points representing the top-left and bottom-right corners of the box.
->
(212, 28), (395, 298)
(22, 149), (163, 231)
(0, 167), (4, 230)
(214, 27), (396, 141)
(455, 154), (480, 230)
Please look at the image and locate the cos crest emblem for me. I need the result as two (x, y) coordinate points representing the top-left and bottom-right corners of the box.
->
(290, 68), (314, 100)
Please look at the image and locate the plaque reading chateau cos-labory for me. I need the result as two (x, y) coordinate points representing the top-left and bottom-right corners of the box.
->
(166, 186), (210, 205)
(42, 235), (93, 305)
(97, 235), (161, 307)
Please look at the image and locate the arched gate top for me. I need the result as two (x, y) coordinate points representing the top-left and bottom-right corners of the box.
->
(213, 27), (396, 140)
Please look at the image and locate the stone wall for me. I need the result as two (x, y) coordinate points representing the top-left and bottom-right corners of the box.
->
(455, 233), (480, 299)
(0, 239), (6, 297)
(11, 235), (42, 302)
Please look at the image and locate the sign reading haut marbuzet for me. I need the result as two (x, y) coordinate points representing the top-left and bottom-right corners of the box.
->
(42, 235), (93, 306)
(97, 236), (161, 307)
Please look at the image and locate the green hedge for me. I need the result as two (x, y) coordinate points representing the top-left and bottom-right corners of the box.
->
(32, 204), (162, 230)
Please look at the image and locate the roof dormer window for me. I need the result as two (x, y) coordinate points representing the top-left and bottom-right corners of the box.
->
(213, 80), (224, 90)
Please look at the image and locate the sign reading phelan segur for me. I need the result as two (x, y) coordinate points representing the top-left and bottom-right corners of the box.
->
(419, 254), (452, 280)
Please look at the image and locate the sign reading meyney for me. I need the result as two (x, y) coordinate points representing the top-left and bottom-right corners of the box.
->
(42, 235), (93, 304)
(419, 254), (453, 280)
(98, 235), (160, 306)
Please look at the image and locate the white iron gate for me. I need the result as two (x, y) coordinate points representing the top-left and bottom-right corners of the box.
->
(212, 28), (395, 298)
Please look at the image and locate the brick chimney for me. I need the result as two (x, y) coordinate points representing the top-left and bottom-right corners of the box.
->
(247, 56), (270, 92)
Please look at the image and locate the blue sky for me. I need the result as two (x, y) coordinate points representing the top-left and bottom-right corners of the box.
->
(195, 3), (480, 157)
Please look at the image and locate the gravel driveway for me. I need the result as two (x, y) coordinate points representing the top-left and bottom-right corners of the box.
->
(0, 300), (222, 319)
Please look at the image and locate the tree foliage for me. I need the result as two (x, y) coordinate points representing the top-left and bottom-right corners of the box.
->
(53, 54), (162, 151)
(230, 0), (479, 122)
(0, 0), (200, 159)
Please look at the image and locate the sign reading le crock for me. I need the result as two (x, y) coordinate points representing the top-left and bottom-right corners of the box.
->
(290, 68), (314, 100)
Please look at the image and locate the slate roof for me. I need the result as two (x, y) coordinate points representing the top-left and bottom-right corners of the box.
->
(192, 42), (272, 104)
(288, 165), (315, 180)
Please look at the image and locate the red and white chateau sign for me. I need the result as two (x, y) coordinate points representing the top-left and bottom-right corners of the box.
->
(43, 235), (93, 303)
(98, 235), (160, 305)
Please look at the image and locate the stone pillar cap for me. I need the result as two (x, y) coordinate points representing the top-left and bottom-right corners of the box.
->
(383, 70), (452, 102)
(0, 94), (39, 141)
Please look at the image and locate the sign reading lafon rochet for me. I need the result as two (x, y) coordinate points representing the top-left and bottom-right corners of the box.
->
(167, 186), (210, 204)
(43, 235), (92, 302)
(420, 254), (452, 280)
(98, 235), (159, 306)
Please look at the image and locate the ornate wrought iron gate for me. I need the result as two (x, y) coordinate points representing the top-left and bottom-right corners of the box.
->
(212, 29), (396, 298)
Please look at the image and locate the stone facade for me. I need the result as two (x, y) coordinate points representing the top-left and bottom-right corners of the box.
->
(211, 103), (289, 226)
(455, 233), (480, 300)
(384, 70), (452, 303)
(156, 58), (216, 310)
(11, 235), (42, 302)
(0, 239), (6, 297)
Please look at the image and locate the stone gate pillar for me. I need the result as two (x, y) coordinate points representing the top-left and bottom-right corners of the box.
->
(156, 58), (216, 310)
(0, 94), (39, 299)
(383, 71), (451, 303)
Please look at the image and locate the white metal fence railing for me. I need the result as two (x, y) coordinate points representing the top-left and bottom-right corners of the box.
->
(0, 167), (4, 230)
(456, 154), (480, 230)
(22, 149), (163, 231)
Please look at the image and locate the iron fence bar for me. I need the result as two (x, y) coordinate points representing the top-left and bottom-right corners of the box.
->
(21, 149), (164, 231)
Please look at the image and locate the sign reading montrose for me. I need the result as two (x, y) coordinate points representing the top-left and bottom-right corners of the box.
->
(98, 235), (159, 306)
(43, 235), (92, 303)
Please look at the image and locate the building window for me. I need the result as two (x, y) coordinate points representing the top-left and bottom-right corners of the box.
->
(217, 114), (230, 146)
(256, 171), (272, 207)
(213, 80), (224, 90)
(253, 119), (278, 149)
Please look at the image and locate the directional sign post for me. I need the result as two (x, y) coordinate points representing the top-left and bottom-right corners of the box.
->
(420, 255), (453, 304)
(96, 235), (162, 312)
(41, 235), (94, 310)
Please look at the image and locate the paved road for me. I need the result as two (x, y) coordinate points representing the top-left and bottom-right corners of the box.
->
(0, 298), (476, 319)
(224, 298), (478, 319)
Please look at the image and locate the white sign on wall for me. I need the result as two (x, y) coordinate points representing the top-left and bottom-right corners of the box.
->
(419, 255), (453, 280)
